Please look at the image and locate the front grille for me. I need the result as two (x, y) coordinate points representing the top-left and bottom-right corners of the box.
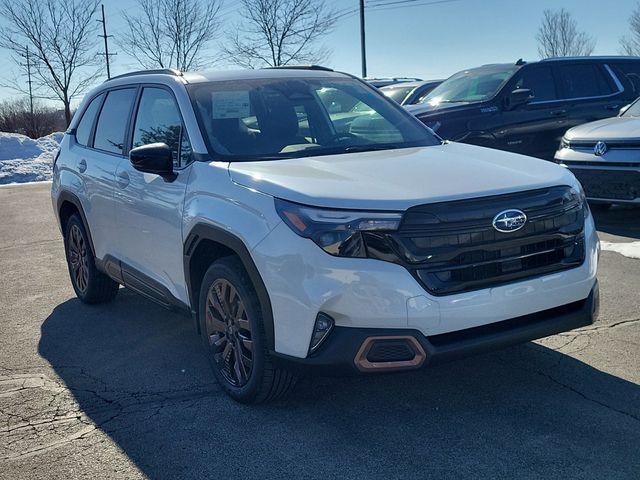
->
(367, 186), (586, 296)
(569, 167), (640, 201)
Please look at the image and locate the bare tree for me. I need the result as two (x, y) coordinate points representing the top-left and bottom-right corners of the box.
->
(0, 0), (101, 126)
(621, 2), (640, 55)
(224, 0), (337, 68)
(536, 8), (596, 58)
(0, 98), (66, 138)
(119, 0), (223, 71)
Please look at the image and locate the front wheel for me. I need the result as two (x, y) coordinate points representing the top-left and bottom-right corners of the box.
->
(198, 256), (297, 403)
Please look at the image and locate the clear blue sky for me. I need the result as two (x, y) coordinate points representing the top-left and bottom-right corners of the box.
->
(0, 0), (637, 104)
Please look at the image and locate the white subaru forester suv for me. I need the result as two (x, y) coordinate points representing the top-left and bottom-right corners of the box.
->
(52, 66), (599, 403)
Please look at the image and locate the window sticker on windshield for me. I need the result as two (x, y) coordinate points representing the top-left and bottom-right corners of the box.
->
(211, 91), (251, 119)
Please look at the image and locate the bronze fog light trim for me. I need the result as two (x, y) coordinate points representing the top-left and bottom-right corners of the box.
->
(354, 336), (426, 372)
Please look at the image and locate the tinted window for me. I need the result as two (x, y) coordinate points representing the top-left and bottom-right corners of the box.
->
(612, 62), (640, 93)
(381, 85), (415, 104)
(189, 77), (438, 161)
(514, 66), (557, 102)
(557, 64), (614, 99)
(75, 94), (103, 146)
(132, 87), (192, 167)
(94, 88), (136, 154)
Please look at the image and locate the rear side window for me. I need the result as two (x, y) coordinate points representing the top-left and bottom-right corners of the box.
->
(557, 64), (615, 99)
(513, 66), (557, 102)
(132, 87), (192, 168)
(94, 88), (137, 154)
(75, 94), (103, 147)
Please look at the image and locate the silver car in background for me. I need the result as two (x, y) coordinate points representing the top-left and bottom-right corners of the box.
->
(555, 99), (640, 207)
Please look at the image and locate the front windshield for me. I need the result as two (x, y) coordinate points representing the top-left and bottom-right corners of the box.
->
(381, 85), (415, 104)
(188, 77), (439, 161)
(420, 65), (518, 106)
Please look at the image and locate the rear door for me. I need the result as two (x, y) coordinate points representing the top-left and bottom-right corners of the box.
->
(557, 62), (624, 131)
(113, 86), (193, 304)
(73, 88), (137, 260)
(495, 65), (569, 160)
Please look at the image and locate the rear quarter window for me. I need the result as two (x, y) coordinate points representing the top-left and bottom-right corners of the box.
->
(75, 94), (104, 147)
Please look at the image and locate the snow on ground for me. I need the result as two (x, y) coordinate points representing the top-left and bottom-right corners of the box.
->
(601, 240), (640, 260)
(0, 131), (63, 184)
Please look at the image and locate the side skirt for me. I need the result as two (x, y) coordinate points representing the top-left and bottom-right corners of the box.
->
(97, 255), (190, 315)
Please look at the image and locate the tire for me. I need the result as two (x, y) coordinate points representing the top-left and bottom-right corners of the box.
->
(64, 214), (119, 304)
(198, 256), (297, 404)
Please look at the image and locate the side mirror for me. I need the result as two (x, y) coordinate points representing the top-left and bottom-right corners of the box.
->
(619, 104), (631, 116)
(506, 88), (534, 110)
(129, 143), (174, 178)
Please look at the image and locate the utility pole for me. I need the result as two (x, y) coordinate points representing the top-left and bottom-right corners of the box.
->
(97, 4), (116, 79)
(25, 47), (34, 119)
(23, 46), (35, 137)
(359, 0), (367, 78)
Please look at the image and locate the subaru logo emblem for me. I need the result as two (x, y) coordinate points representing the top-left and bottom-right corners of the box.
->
(492, 209), (527, 233)
(594, 141), (608, 156)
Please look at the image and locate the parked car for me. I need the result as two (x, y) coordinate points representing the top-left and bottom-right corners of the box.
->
(380, 80), (444, 105)
(365, 77), (422, 88)
(52, 66), (599, 404)
(406, 57), (640, 160)
(555, 97), (640, 207)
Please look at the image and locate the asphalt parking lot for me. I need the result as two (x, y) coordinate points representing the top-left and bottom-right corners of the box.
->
(0, 182), (638, 480)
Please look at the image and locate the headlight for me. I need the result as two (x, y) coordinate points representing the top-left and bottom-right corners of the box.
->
(275, 198), (402, 257)
(560, 137), (570, 149)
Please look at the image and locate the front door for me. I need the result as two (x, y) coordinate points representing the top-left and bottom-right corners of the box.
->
(496, 65), (569, 160)
(114, 86), (194, 304)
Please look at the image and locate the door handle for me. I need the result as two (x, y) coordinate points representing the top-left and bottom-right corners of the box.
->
(116, 171), (130, 188)
(550, 109), (567, 116)
(78, 158), (87, 173)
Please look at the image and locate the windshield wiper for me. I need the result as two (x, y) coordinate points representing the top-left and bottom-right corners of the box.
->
(344, 144), (404, 153)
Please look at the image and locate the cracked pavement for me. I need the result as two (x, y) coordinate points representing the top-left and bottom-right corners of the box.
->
(0, 183), (639, 479)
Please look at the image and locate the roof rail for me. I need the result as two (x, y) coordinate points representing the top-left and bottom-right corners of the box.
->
(263, 65), (334, 72)
(105, 68), (183, 82)
(540, 55), (640, 62)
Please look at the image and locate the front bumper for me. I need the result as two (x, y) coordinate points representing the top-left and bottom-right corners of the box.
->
(274, 283), (599, 375)
(555, 147), (640, 203)
(252, 211), (599, 359)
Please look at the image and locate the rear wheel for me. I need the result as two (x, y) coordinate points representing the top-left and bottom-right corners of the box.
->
(64, 214), (119, 304)
(199, 256), (297, 403)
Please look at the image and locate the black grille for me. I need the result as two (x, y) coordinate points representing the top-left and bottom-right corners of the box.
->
(366, 340), (415, 362)
(568, 167), (640, 201)
(365, 186), (586, 296)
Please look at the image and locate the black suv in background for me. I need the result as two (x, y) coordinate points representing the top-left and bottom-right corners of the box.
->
(406, 57), (640, 160)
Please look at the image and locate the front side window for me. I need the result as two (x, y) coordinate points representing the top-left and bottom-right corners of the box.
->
(557, 64), (615, 99)
(188, 77), (439, 161)
(132, 87), (192, 168)
(75, 93), (104, 147)
(513, 66), (558, 102)
(421, 65), (518, 106)
(94, 88), (137, 154)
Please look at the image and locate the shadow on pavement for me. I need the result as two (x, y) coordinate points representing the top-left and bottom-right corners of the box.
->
(591, 204), (640, 239)
(39, 290), (640, 479)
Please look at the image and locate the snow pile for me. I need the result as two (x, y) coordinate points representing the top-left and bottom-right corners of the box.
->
(0, 131), (63, 184)
(600, 240), (640, 260)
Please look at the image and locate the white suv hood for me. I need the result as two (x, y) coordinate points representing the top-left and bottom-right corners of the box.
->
(228, 142), (577, 210)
